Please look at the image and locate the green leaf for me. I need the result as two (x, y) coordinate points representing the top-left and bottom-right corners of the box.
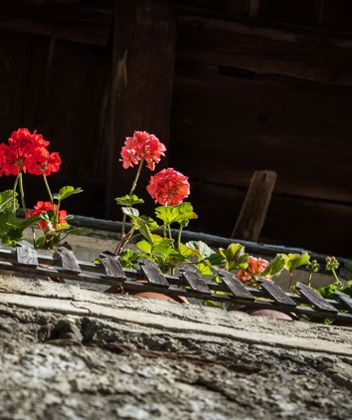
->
(136, 240), (152, 254)
(284, 252), (310, 273)
(0, 190), (18, 213)
(317, 281), (344, 300)
(155, 202), (197, 226)
(262, 254), (287, 277)
(115, 194), (144, 206)
(186, 240), (215, 259)
(179, 243), (199, 259)
(218, 243), (248, 271)
(0, 211), (40, 246)
(153, 238), (178, 258)
(119, 249), (141, 269)
(131, 216), (159, 243)
(122, 207), (140, 217)
(196, 262), (213, 276)
(54, 186), (83, 202)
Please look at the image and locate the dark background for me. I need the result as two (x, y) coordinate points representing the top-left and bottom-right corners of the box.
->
(0, 0), (351, 256)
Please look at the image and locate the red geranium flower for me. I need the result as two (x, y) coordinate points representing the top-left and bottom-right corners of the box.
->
(27, 201), (67, 230)
(0, 128), (61, 176)
(236, 256), (270, 283)
(120, 131), (166, 170)
(26, 148), (61, 176)
(146, 168), (190, 206)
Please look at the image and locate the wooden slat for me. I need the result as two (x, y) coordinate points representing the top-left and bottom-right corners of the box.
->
(0, 2), (113, 46)
(182, 269), (211, 294)
(259, 280), (296, 307)
(296, 282), (338, 313)
(176, 12), (352, 85)
(140, 259), (169, 287)
(100, 253), (127, 280)
(172, 66), (352, 204)
(54, 247), (81, 274)
(218, 269), (255, 300)
(232, 170), (277, 241)
(16, 241), (38, 267)
(335, 291), (352, 311)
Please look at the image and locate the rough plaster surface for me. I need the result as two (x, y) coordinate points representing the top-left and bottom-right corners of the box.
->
(0, 274), (352, 419)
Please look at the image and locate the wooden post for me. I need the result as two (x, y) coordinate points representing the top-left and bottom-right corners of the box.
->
(105, 0), (176, 218)
(231, 170), (277, 242)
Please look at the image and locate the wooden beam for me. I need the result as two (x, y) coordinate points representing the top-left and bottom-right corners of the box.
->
(0, 1), (113, 46)
(176, 12), (352, 86)
(105, 0), (176, 218)
(248, 0), (261, 18)
(231, 171), (277, 242)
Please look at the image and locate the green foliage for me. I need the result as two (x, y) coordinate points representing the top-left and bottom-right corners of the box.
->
(0, 190), (18, 213)
(115, 194), (144, 207)
(262, 254), (287, 277)
(218, 243), (248, 271)
(284, 252), (310, 273)
(119, 249), (140, 269)
(186, 240), (215, 259)
(0, 211), (40, 246)
(122, 206), (140, 218)
(317, 279), (352, 300)
(155, 202), (197, 226)
(54, 186), (83, 203)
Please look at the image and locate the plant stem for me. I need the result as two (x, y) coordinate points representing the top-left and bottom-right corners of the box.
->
(43, 175), (54, 204)
(130, 160), (144, 196)
(288, 272), (293, 291)
(167, 224), (172, 241)
(177, 226), (183, 250)
(308, 272), (312, 288)
(121, 160), (144, 238)
(332, 268), (342, 286)
(12, 174), (20, 212)
(19, 173), (27, 212)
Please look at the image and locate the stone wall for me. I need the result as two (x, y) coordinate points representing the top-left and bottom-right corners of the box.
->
(1, 273), (352, 419)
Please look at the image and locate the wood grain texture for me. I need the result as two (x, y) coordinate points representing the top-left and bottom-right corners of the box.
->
(171, 63), (352, 204)
(0, 1), (113, 46)
(105, 0), (176, 217)
(176, 12), (352, 85)
(232, 170), (277, 241)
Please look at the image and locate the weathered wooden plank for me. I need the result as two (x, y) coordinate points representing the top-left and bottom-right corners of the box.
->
(105, 0), (176, 217)
(54, 247), (81, 274)
(16, 241), (38, 267)
(218, 269), (255, 300)
(100, 253), (127, 280)
(0, 2), (113, 46)
(296, 282), (338, 313)
(140, 259), (169, 287)
(259, 280), (296, 307)
(232, 170), (277, 241)
(176, 12), (352, 85)
(259, 0), (319, 25)
(0, 30), (32, 137)
(335, 291), (352, 311)
(182, 268), (211, 294)
(171, 65), (352, 204)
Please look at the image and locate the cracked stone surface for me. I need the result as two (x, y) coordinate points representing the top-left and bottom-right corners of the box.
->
(1, 275), (352, 419)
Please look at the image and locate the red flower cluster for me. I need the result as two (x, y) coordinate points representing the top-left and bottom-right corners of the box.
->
(0, 128), (61, 177)
(147, 168), (190, 206)
(120, 131), (166, 170)
(237, 256), (270, 283)
(27, 201), (67, 230)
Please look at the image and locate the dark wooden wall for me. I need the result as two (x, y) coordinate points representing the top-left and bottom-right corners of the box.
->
(0, 0), (351, 256)
(170, 0), (352, 257)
